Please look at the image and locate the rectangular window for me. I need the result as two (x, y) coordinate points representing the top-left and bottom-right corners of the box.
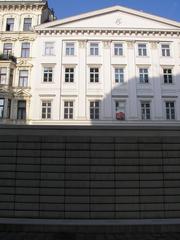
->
(114, 43), (123, 56)
(43, 67), (53, 82)
(45, 42), (54, 56)
(64, 101), (73, 119)
(19, 70), (28, 87)
(115, 101), (126, 120)
(7, 99), (11, 119)
(21, 42), (30, 58)
(138, 44), (147, 56)
(115, 68), (124, 83)
(139, 68), (149, 83)
(6, 18), (14, 31)
(90, 43), (99, 56)
(23, 18), (32, 31)
(9, 69), (14, 86)
(0, 68), (7, 85)
(17, 100), (26, 120)
(90, 101), (100, 120)
(90, 68), (99, 83)
(65, 42), (75, 56)
(165, 101), (175, 120)
(0, 99), (4, 119)
(161, 44), (170, 57)
(65, 68), (74, 83)
(3, 43), (12, 56)
(141, 101), (151, 120)
(163, 69), (173, 84)
(42, 101), (51, 119)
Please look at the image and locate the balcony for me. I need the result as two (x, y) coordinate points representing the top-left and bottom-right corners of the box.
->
(0, 54), (17, 64)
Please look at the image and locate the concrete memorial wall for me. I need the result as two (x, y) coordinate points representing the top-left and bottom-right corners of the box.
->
(0, 126), (180, 222)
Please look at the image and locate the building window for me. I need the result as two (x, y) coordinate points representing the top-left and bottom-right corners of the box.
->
(115, 68), (124, 83)
(21, 42), (30, 58)
(43, 67), (53, 82)
(139, 68), (149, 83)
(64, 101), (73, 119)
(115, 101), (126, 120)
(9, 69), (14, 86)
(90, 43), (99, 56)
(17, 100), (26, 120)
(7, 99), (11, 119)
(3, 43), (12, 56)
(165, 101), (175, 120)
(141, 101), (151, 120)
(19, 70), (28, 87)
(114, 43), (123, 56)
(45, 42), (54, 56)
(65, 68), (74, 83)
(0, 99), (4, 119)
(65, 42), (75, 56)
(0, 68), (7, 85)
(23, 18), (32, 31)
(90, 101), (100, 120)
(90, 68), (99, 83)
(163, 69), (173, 84)
(138, 44), (147, 56)
(161, 44), (170, 57)
(42, 101), (51, 119)
(6, 18), (14, 31)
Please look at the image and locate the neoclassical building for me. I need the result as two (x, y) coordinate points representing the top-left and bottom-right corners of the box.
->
(0, 1), (180, 125)
(0, 0), (54, 123)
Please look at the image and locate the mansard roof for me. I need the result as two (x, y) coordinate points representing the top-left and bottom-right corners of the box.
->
(35, 5), (180, 31)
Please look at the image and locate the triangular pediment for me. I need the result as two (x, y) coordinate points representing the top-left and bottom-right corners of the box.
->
(14, 89), (31, 98)
(36, 6), (180, 31)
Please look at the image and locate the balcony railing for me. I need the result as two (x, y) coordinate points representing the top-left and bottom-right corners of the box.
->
(0, 54), (16, 64)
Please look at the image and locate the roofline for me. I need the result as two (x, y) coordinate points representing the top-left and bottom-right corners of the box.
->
(35, 5), (180, 30)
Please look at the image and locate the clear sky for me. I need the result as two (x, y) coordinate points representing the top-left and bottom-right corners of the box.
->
(48, 0), (180, 22)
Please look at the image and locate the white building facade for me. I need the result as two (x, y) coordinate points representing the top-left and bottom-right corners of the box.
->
(1, 3), (180, 125)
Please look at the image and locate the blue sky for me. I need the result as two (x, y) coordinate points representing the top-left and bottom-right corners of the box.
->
(48, 0), (180, 22)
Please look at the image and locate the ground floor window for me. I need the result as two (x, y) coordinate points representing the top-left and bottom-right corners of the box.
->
(42, 101), (51, 119)
(0, 99), (4, 118)
(17, 100), (26, 120)
(141, 101), (151, 120)
(90, 101), (100, 120)
(165, 101), (175, 120)
(64, 101), (73, 119)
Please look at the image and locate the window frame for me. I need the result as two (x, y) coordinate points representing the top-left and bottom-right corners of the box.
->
(21, 42), (30, 58)
(41, 100), (52, 120)
(65, 42), (75, 56)
(3, 43), (12, 56)
(89, 67), (100, 83)
(23, 18), (32, 31)
(19, 70), (28, 87)
(89, 42), (99, 56)
(114, 67), (124, 84)
(89, 100), (100, 120)
(0, 98), (5, 119)
(114, 43), (123, 56)
(0, 67), (7, 85)
(64, 67), (75, 83)
(6, 18), (14, 31)
(161, 43), (171, 57)
(165, 101), (176, 120)
(44, 42), (55, 56)
(17, 100), (26, 120)
(141, 101), (151, 120)
(138, 43), (147, 57)
(64, 101), (74, 120)
(43, 67), (53, 83)
(163, 68), (173, 84)
(139, 68), (149, 84)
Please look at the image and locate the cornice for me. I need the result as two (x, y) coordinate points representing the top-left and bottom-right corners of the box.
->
(36, 28), (180, 37)
(0, 3), (46, 11)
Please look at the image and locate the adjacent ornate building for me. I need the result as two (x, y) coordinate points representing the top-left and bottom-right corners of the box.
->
(0, 0), (54, 123)
(0, 2), (180, 125)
